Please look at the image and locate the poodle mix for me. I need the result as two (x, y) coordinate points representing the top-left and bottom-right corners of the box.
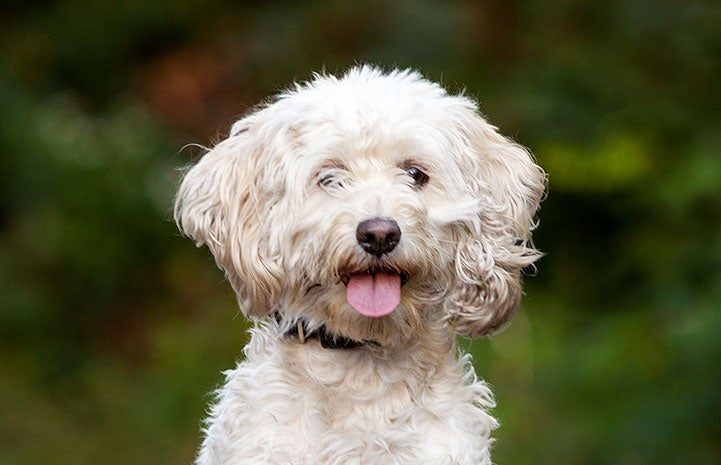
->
(175, 66), (545, 465)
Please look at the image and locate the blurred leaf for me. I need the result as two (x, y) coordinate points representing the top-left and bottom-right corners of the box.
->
(538, 132), (652, 193)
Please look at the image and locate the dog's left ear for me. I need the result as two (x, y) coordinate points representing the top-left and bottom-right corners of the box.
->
(446, 106), (546, 338)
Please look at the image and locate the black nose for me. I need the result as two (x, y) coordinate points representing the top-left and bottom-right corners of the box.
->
(356, 218), (401, 257)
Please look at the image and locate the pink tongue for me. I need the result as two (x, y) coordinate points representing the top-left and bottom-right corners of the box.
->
(346, 272), (401, 318)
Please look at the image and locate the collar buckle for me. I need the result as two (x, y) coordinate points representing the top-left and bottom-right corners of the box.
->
(275, 313), (365, 350)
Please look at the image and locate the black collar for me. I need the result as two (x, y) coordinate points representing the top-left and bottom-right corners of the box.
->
(275, 313), (365, 350)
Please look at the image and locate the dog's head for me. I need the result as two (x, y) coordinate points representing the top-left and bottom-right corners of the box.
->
(175, 66), (545, 343)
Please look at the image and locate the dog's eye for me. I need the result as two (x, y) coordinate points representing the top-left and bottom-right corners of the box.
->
(317, 164), (348, 190)
(405, 166), (429, 188)
(319, 174), (344, 190)
(319, 174), (337, 188)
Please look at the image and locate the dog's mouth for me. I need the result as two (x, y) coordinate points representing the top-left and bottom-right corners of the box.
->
(341, 268), (408, 318)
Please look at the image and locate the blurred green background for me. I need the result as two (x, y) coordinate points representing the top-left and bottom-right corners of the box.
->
(1, 1), (720, 464)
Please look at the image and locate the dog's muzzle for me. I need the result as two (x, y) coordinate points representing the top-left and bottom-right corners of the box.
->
(344, 218), (404, 318)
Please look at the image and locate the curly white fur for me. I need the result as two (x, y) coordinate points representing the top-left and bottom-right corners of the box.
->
(175, 66), (545, 465)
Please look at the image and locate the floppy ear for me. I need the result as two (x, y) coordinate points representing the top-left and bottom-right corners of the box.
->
(446, 107), (546, 338)
(174, 123), (284, 318)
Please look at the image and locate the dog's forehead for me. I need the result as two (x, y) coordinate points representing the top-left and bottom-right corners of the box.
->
(293, 127), (449, 175)
(273, 86), (472, 165)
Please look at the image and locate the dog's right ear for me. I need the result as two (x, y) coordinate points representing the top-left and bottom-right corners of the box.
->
(174, 125), (284, 318)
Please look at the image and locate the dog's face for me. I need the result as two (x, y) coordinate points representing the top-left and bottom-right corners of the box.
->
(175, 67), (545, 345)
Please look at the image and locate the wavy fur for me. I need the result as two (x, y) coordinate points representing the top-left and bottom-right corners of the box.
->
(175, 66), (545, 465)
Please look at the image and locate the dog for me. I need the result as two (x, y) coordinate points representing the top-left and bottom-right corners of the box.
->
(174, 66), (545, 465)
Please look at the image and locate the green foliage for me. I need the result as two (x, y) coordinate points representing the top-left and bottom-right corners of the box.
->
(1, 1), (720, 464)
(538, 133), (652, 192)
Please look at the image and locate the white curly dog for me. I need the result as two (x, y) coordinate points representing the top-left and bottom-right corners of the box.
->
(175, 66), (545, 465)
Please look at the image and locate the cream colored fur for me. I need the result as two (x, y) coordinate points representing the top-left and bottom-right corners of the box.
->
(175, 66), (545, 465)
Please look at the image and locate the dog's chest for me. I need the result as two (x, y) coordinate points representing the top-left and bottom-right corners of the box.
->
(199, 340), (495, 464)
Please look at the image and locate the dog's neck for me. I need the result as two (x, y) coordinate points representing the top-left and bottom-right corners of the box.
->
(275, 313), (372, 350)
